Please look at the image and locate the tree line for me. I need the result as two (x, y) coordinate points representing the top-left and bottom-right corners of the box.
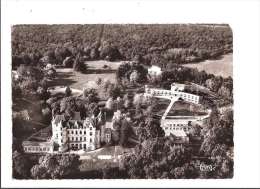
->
(12, 24), (232, 69)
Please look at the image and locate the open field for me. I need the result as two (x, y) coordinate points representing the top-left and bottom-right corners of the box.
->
(183, 53), (233, 78)
(85, 60), (123, 70)
(51, 60), (123, 90)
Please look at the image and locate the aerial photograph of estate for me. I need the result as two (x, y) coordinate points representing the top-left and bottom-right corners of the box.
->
(11, 24), (233, 179)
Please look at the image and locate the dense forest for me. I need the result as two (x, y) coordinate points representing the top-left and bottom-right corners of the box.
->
(12, 24), (232, 68)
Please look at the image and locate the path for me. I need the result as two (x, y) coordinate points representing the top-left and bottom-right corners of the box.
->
(161, 98), (178, 120)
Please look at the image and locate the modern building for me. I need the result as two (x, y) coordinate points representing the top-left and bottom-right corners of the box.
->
(144, 82), (210, 139)
(144, 82), (201, 104)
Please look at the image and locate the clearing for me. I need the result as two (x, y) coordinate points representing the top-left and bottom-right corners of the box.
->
(183, 53), (233, 78)
(51, 60), (123, 90)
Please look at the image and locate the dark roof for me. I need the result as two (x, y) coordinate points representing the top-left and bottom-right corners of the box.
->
(53, 114), (66, 125)
(72, 112), (81, 120)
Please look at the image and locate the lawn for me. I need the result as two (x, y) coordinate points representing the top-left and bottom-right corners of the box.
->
(183, 53), (233, 78)
(167, 100), (207, 116)
(51, 60), (123, 90)
(152, 98), (171, 116)
(85, 60), (123, 70)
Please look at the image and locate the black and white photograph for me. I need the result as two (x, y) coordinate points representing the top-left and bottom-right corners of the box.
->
(11, 24), (234, 179)
(2, 0), (260, 188)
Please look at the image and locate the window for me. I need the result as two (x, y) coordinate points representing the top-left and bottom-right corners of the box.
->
(43, 147), (46, 151)
(75, 131), (78, 134)
(90, 138), (92, 143)
(84, 131), (86, 135)
(80, 131), (82, 134)
(46, 148), (49, 151)
(71, 130), (74, 134)
(90, 132), (93, 136)
(84, 137), (86, 141)
(90, 127), (92, 130)
(84, 144), (86, 149)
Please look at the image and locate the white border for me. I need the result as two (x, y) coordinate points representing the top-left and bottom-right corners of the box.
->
(2, 0), (260, 188)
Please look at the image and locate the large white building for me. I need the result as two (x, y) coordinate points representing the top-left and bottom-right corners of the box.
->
(23, 111), (113, 154)
(144, 82), (210, 139)
(51, 114), (102, 152)
(144, 82), (201, 104)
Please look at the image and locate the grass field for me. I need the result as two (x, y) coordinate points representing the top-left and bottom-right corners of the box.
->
(183, 53), (233, 78)
(51, 60), (123, 90)
(85, 60), (123, 70)
(152, 98), (171, 116)
(167, 101), (207, 116)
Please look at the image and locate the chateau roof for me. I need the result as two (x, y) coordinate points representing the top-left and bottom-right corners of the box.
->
(53, 114), (66, 125)
(72, 111), (81, 120)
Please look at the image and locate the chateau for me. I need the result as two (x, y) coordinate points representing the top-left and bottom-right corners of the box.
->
(23, 111), (113, 153)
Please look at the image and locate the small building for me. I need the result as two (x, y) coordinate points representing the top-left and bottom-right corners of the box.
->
(148, 65), (162, 77)
(22, 141), (54, 153)
(171, 83), (186, 92)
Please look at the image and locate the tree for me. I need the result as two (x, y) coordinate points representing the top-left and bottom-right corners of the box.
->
(218, 85), (231, 100)
(123, 93), (131, 109)
(107, 83), (123, 99)
(62, 56), (74, 68)
(130, 70), (139, 84)
(42, 107), (52, 124)
(119, 119), (131, 147)
(136, 118), (164, 142)
(73, 53), (86, 72)
(65, 86), (72, 97)
(120, 137), (192, 179)
(96, 77), (103, 86)
(83, 88), (99, 103)
(30, 154), (80, 179)
(205, 76), (223, 92)
(13, 151), (31, 179)
(37, 86), (50, 100)
(90, 48), (99, 60)
(105, 97), (115, 110)
(133, 93), (145, 106)
(12, 82), (22, 100)
(115, 96), (124, 110)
